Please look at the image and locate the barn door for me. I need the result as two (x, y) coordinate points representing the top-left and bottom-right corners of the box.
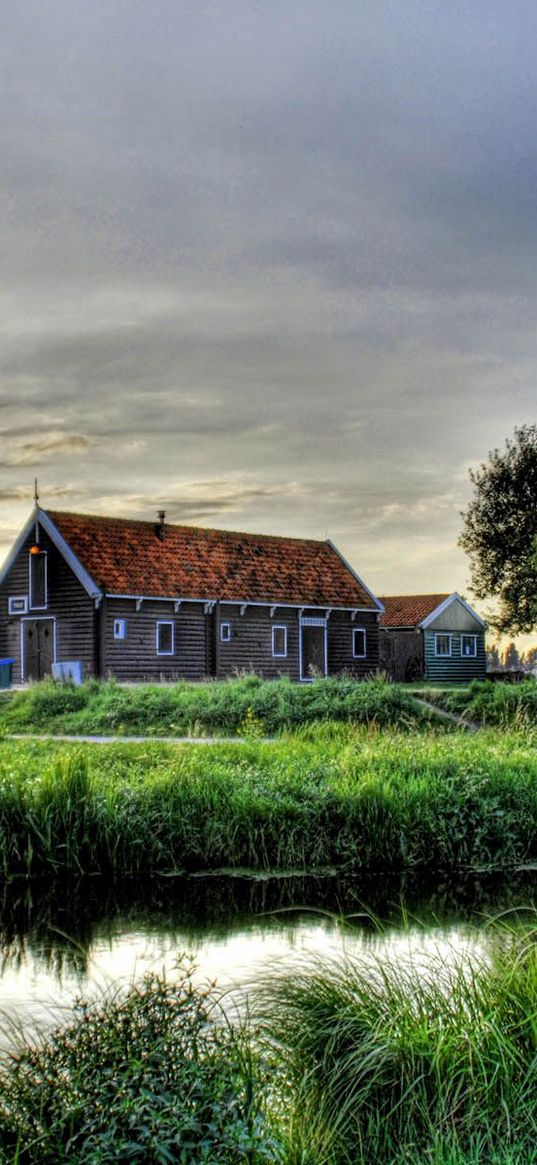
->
(300, 620), (327, 680)
(24, 620), (54, 681)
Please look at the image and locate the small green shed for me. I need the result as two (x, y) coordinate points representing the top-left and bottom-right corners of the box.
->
(379, 593), (487, 683)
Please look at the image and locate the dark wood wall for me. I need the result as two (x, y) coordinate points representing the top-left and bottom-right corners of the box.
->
(0, 526), (96, 682)
(216, 604), (299, 679)
(104, 599), (208, 681)
(379, 629), (424, 682)
(328, 610), (379, 677)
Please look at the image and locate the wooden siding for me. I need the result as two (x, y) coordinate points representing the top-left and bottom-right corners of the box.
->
(327, 610), (379, 677)
(216, 605), (379, 680)
(216, 605), (299, 679)
(0, 525), (96, 682)
(426, 599), (484, 634)
(104, 599), (207, 681)
(379, 629), (424, 682)
(424, 629), (487, 683)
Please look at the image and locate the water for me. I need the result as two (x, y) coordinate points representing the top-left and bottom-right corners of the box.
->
(0, 870), (535, 1051)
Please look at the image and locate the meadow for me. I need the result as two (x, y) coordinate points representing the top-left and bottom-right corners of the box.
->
(0, 725), (535, 877)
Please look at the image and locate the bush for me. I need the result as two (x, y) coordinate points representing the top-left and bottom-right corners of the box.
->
(0, 962), (279, 1164)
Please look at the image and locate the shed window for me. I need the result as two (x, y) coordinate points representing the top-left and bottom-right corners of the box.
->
(435, 633), (452, 657)
(272, 625), (287, 657)
(29, 551), (47, 609)
(156, 621), (174, 655)
(220, 622), (231, 642)
(353, 627), (367, 658)
(461, 634), (477, 657)
(114, 619), (126, 640)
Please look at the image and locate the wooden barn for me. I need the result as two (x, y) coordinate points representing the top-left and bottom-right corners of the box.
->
(0, 507), (384, 684)
(379, 593), (487, 683)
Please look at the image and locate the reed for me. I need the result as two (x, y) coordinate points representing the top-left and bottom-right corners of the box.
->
(254, 925), (537, 1164)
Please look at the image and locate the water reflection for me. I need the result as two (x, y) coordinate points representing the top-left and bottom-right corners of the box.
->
(0, 870), (535, 1050)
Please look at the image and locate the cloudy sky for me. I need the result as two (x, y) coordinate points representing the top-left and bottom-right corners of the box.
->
(1, 1), (536, 621)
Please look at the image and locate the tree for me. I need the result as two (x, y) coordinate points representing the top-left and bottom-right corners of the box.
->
(459, 424), (537, 634)
(486, 642), (501, 670)
(521, 645), (537, 672)
(502, 641), (519, 671)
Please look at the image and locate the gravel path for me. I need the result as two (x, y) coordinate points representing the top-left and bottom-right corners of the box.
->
(5, 732), (253, 745)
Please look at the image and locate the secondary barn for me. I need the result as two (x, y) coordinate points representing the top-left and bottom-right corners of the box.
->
(0, 508), (383, 683)
(379, 593), (487, 682)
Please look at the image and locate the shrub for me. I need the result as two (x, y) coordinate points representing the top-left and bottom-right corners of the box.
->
(0, 962), (279, 1164)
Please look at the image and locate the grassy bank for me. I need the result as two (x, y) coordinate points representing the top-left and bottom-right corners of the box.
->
(0, 727), (536, 877)
(2, 931), (537, 1164)
(422, 677), (537, 728)
(0, 675), (439, 736)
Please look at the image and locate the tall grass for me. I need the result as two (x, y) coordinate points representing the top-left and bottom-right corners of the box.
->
(255, 926), (537, 1164)
(428, 678), (537, 729)
(1, 929), (537, 1163)
(0, 675), (440, 736)
(0, 728), (536, 876)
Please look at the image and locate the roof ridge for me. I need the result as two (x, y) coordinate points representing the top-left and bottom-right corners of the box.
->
(44, 508), (330, 548)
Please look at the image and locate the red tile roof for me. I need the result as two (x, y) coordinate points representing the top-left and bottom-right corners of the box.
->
(46, 510), (380, 609)
(379, 594), (450, 628)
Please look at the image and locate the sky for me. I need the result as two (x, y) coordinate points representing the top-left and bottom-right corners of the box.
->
(1, 1), (536, 637)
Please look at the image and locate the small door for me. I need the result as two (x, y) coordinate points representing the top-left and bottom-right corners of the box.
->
(300, 623), (326, 680)
(24, 620), (55, 681)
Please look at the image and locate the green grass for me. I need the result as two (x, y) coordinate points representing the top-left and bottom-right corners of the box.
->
(0, 726), (536, 877)
(0, 675), (442, 737)
(255, 924), (537, 1164)
(2, 928), (537, 1164)
(423, 677), (537, 728)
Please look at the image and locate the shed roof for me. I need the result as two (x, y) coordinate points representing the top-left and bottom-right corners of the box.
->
(43, 510), (381, 609)
(379, 594), (451, 628)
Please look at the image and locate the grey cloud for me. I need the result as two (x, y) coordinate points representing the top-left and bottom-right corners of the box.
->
(0, 433), (92, 468)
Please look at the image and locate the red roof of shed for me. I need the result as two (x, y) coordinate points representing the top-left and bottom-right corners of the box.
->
(46, 510), (379, 609)
(379, 594), (450, 628)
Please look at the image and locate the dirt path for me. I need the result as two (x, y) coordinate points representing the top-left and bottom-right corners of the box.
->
(5, 732), (254, 745)
(412, 697), (479, 732)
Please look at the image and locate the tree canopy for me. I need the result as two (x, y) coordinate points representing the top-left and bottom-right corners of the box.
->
(459, 424), (537, 635)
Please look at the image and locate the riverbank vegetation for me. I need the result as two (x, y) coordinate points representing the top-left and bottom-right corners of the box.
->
(0, 727), (536, 878)
(1, 929), (536, 1164)
(425, 676), (537, 728)
(0, 675), (441, 736)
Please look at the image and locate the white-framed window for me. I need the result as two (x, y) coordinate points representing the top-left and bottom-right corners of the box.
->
(156, 621), (174, 655)
(114, 619), (127, 640)
(461, 634), (477, 657)
(220, 622), (231, 642)
(29, 550), (47, 609)
(8, 596), (28, 615)
(352, 627), (367, 658)
(435, 633), (452, 657)
(272, 624), (287, 657)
